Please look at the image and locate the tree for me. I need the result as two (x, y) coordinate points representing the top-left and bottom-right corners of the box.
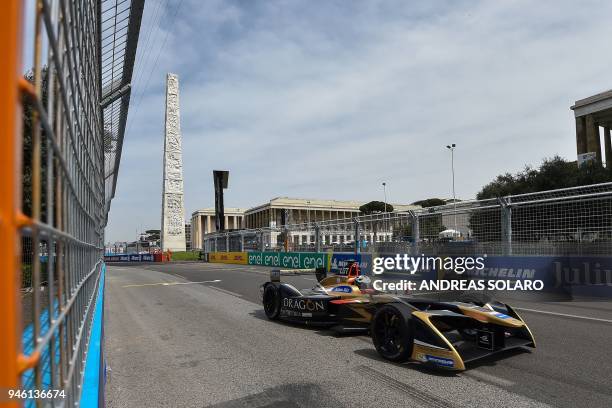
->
(476, 156), (612, 200)
(409, 198), (448, 239)
(143, 229), (161, 242)
(22, 67), (50, 218)
(104, 124), (117, 153)
(418, 210), (447, 238)
(276, 230), (288, 250)
(359, 201), (393, 214)
(470, 156), (612, 243)
(412, 198), (446, 208)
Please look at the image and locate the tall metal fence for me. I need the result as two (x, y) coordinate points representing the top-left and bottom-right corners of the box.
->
(1, 0), (143, 406)
(203, 182), (612, 257)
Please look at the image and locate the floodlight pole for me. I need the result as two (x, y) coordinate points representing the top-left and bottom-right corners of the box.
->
(307, 200), (311, 244)
(382, 182), (388, 239)
(446, 144), (457, 234)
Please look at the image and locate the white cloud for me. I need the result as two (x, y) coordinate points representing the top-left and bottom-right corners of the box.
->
(107, 0), (612, 242)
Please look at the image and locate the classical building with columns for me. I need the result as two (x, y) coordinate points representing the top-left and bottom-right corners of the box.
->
(191, 198), (420, 250)
(243, 197), (419, 249)
(571, 90), (612, 167)
(190, 208), (246, 250)
(244, 197), (363, 229)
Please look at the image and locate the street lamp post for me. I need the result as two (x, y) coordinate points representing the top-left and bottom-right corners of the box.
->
(382, 182), (388, 241)
(382, 183), (387, 212)
(446, 144), (457, 236)
(306, 200), (311, 245)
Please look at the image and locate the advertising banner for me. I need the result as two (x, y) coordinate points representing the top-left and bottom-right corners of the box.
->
(247, 252), (327, 269)
(328, 253), (372, 275)
(466, 255), (612, 297)
(104, 253), (155, 262)
(209, 252), (249, 265)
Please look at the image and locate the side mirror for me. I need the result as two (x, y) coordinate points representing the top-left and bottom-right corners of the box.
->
(270, 269), (281, 282)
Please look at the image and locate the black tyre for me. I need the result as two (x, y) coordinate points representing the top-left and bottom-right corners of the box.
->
(371, 304), (414, 362)
(263, 284), (281, 320)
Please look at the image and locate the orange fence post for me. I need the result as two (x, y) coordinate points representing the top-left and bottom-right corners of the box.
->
(0, 0), (23, 406)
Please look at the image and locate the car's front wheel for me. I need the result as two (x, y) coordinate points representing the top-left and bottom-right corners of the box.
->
(371, 304), (414, 362)
(263, 284), (281, 320)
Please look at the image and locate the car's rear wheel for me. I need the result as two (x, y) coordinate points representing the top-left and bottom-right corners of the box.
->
(371, 304), (414, 362)
(263, 284), (281, 320)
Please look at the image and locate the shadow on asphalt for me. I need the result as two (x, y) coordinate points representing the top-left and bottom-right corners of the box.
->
(353, 348), (459, 377)
(354, 346), (532, 376)
(249, 309), (368, 337)
(462, 347), (533, 370)
(203, 383), (343, 408)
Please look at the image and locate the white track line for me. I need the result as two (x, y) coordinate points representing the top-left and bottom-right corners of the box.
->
(515, 307), (612, 324)
(122, 279), (221, 288)
(207, 285), (244, 298)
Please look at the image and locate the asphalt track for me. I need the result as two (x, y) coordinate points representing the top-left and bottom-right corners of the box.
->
(105, 262), (612, 408)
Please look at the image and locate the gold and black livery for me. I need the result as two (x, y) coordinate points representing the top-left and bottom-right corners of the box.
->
(261, 263), (535, 371)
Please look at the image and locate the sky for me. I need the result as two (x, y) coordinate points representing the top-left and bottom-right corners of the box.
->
(104, 0), (612, 242)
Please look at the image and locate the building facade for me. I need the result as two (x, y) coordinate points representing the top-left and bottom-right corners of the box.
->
(185, 223), (192, 251)
(190, 208), (246, 249)
(194, 197), (421, 250)
(244, 197), (366, 229)
(571, 90), (612, 167)
(243, 197), (419, 249)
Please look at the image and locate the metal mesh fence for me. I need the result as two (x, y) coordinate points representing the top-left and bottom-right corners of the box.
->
(203, 182), (612, 257)
(8, 0), (143, 406)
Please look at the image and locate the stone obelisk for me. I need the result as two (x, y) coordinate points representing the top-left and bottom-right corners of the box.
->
(161, 73), (186, 251)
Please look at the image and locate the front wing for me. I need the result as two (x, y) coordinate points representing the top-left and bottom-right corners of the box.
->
(407, 303), (535, 370)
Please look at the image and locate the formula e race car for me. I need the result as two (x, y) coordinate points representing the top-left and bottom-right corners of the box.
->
(260, 262), (536, 371)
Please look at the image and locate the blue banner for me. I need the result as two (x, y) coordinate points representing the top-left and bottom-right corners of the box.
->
(467, 256), (612, 297)
(328, 253), (372, 275)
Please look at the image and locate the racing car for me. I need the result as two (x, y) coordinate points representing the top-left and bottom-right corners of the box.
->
(261, 262), (535, 371)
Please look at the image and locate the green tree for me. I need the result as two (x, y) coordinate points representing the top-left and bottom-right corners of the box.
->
(412, 198), (446, 208)
(144, 229), (161, 242)
(410, 198), (447, 239)
(470, 156), (612, 243)
(276, 230), (288, 249)
(104, 124), (117, 153)
(476, 156), (612, 200)
(419, 210), (446, 238)
(359, 201), (393, 214)
(22, 67), (49, 218)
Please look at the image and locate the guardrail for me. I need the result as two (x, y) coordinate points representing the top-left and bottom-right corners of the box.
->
(1, 1), (143, 406)
(202, 182), (612, 257)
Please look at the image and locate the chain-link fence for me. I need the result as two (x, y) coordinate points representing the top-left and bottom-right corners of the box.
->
(203, 182), (612, 257)
(1, 0), (143, 406)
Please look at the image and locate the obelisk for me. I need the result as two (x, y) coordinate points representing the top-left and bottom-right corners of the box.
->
(161, 73), (186, 251)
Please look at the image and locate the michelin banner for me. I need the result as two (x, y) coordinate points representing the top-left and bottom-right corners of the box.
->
(467, 255), (612, 297)
(209, 252), (249, 265)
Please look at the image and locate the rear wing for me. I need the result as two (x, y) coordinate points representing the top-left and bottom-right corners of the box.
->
(268, 267), (327, 282)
